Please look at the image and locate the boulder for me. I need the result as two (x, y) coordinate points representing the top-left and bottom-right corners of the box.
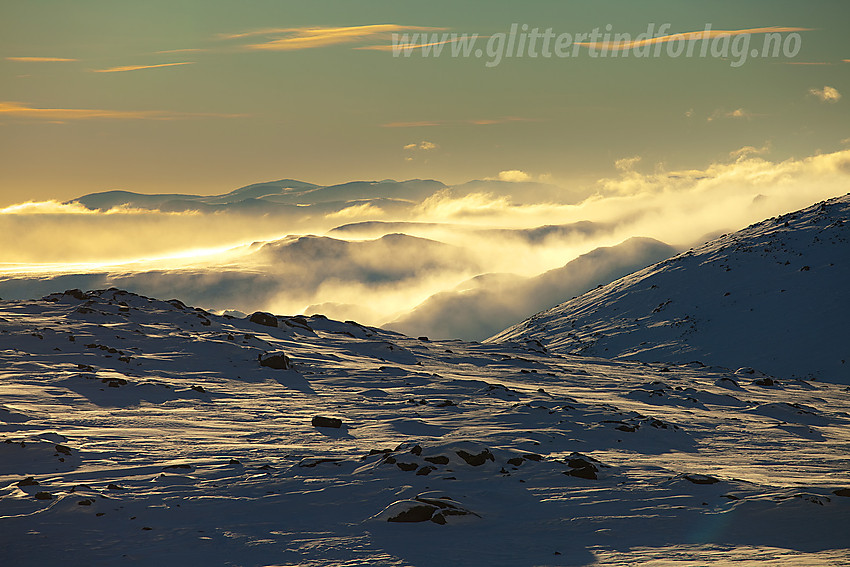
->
(248, 311), (278, 327)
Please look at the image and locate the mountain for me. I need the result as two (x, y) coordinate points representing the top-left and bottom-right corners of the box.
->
(490, 194), (850, 383)
(71, 178), (444, 211)
(388, 237), (676, 341)
(1, 288), (848, 565)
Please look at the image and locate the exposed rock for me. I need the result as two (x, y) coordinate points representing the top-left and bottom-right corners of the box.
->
(567, 466), (598, 480)
(684, 474), (720, 485)
(311, 416), (342, 429)
(424, 455), (449, 465)
(248, 311), (278, 327)
(388, 504), (436, 523)
(259, 351), (291, 370)
(16, 476), (39, 487)
(456, 449), (495, 466)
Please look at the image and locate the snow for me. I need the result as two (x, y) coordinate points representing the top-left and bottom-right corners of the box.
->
(491, 194), (850, 384)
(1, 287), (849, 565)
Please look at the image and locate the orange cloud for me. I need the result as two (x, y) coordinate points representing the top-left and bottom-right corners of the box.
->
(231, 24), (444, 51)
(0, 101), (246, 121)
(576, 26), (812, 51)
(6, 56), (77, 62)
(92, 62), (195, 73)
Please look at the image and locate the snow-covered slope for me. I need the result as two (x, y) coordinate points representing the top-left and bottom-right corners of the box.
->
(1, 289), (849, 565)
(490, 194), (850, 383)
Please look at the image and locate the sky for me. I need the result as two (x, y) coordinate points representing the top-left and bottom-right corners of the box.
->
(1, 0), (848, 206)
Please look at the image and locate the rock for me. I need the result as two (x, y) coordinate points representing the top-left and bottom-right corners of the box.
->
(416, 466), (436, 476)
(388, 504), (437, 523)
(259, 351), (291, 370)
(567, 466), (598, 480)
(248, 311), (278, 327)
(684, 474), (719, 485)
(396, 462), (418, 472)
(832, 488), (850, 497)
(64, 289), (88, 300)
(424, 455), (449, 465)
(34, 491), (53, 500)
(507, 457), (525, 466)
(311, 416), (342, 429)
(567, 457), (598, 471)
(17, 476), (39, 487)
(410, 445), (422, 456)
(456, 449), (495, 466)
(379, 494), (480, 524)
(54, 444), (72, 455)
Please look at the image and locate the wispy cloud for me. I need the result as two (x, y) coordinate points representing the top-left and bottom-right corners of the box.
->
(155, 48), (207, 54)
(0, 101), (246, 121)
(576, 26), (812, 51)
(707, 108), (758, 122)
(6, 56), (77, 62)
(226, 24), (443, 51)
(91, 61), (195, 73)
(809, 86), (842, 103)
(383, 116), (534, 128)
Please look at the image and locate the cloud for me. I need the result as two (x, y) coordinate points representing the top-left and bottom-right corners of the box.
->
(497, 170), (532, 182)
(6, 56), (77, 62)
(707, 108), (756, 122)
(355, 37), (464, 53)
(91, 62), (195, 73)
(615, 156), (642, 172)
(325, 203), (385, 220)
(229, 24), (444, 51)
(2, 148), (849, 335)
(404, 141), (438, 151)
(0, 101), (246, 121)
(809, 86), (841, 103)
(729, 144), (770, 160)
(575, 26), (812, 52)
(155, 48), (207, 54)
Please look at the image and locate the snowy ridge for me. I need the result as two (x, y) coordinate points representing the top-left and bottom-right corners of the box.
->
(490, 194), (850, 383)
(1, 288), (849, 565)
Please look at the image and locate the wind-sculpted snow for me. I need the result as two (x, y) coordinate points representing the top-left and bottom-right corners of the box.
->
(491, 194), (850, 384)
(1, 289), (849, 565)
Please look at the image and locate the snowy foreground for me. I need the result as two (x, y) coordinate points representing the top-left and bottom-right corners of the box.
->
(1, 289), (849, 566)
